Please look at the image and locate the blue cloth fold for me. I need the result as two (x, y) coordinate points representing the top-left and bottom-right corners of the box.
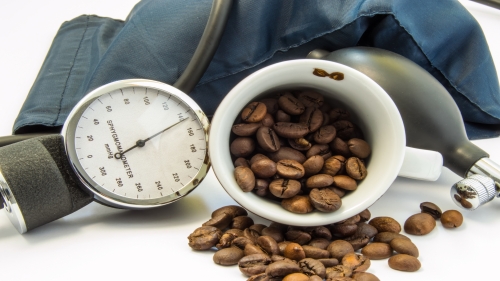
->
(14, 0), (500, 140)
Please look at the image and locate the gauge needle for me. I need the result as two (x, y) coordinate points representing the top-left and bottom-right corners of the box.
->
(114, 117), (189, 159)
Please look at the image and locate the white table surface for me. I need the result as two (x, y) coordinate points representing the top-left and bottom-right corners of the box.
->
(1, 1), (499, 280)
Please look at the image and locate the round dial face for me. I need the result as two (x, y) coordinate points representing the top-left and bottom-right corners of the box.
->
(62, 80), (210, 208)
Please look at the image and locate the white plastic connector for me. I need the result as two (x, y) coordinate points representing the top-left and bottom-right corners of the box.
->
(397, 147), (443, 181)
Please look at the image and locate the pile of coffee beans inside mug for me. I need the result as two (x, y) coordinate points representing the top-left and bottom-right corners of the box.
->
(188, 205), (431, 281)
(230, 90), (371, 214)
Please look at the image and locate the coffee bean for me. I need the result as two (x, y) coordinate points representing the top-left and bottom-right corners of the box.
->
(234, 166), (256, 192)
(318, 258), (339, 268)
(404, 213), (436, 235)
(225, 228), (245, 237)
(281, 195), (314, 214)
(276, 159), (305, 179)
(325, 265), (353, 279)
(232, 122), (262, 136)
(250, 224), (268, 235)
(232, 216), (255, 230)
(390, 238), (419, 257)
(358, 209), (371, 222)
(329, 187), (346, 198)
(288, 138), (312, 151)
(242, 102), (268, 122)
(284, 242), (306, 261)
(309, 188), (342, 212)
(332, 175), (357, 191)
(273, 122), (309, 139)
(299, 107), (324, 132)
(360, 242), (393, 260)
(351, 272), (380, 281)
(331, 223), (358, 238)
(188, 226), (223, 250)
(303, 155), (324, 176)
(255, 179), (270, 197)
(373, 232), (411, 244)
(283, 273), (310, 281)
(344, 235), (370, 252)
(329, 108), (350, 122)
(261, 227), (285, 243)
(302, 245), (330, 259)
(256, 126), (281, 152)
(216, 232), (236, 249)
(266, 260), (302, 279)
(246, 273), (269, 281)
(308, 238), (331, 250)
(330, 137), (351, 158)
(285, 229), (312, 245)
(419, 202), (442, 219)
(440, 210), (463, 228)
(245, 243), (267, 256)
(314, 125), (337, 144)
(257, 235), (280, 256)
(345, 157), (367, 180)
(368, 217), (401, 233)
(297, 91), (324, 108)
(298, 258), (326, 278)
(322, 155), (346, 176)
(305, 174), (333, 188)
(251, 158), (278, 178)
(261, 113), (275, 127)
(306, 144), (332, 160)
(202, 212), (232, 229)
(309, 226), (333, 240)
(230, 137), (255, 157)
(239, 253), (272, 276)
(231, 236), (255, 250)
(355, 223), (378, 238)
(278, 95), (306, 115)
(347, 138), (371, 159)
(213, 246), (244, 265)
(259, 98), (280, 114)
(322, 112), (331, 126)
(234, 157), (250, 167)
(269, 179), (301, 198)
(327, 240), (354, 261)
(333, 120), (358, 140)
(342, 253), (371, 272)
(244, 228), (261, 243)
(268, 147), (307, 164)
(276, 109), (292, 122)
(388, 254), (421, 272)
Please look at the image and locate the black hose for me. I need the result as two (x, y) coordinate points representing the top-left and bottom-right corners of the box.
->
(173, 0), (233, 93)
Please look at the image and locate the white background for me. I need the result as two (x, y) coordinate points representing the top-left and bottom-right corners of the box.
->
(1, 1), (499, 280)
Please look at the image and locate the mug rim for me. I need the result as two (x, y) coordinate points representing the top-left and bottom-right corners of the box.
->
(209, 59), (405, 226)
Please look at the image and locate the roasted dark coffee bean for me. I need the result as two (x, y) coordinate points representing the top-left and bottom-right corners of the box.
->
(231, 236), (255, 250)
(245, 243), (267, 256)
(285, 229), (312, 245)
(257, 235), (280, 256)
(297, 91), (324, 108)
(261, 113), (275, 127)
(288, 138), (312, 151)
(373, 232), (411, 244)
(299, 258), (326, 278)
(225, 228), (245, 237)
(331, 223), (358, 238)
(342, 253), (371, 272)
(361, 242), (393, 260)
(242, 101), (268, 122)
(213, 246), (244, 265)
(322, 112), (331, 126)
(302, 245), (330, 259)
(250, 224), (268, 234)
(306, 144), (332, 160)
(308, 238), (331, 250)
(309, 188), (342, 212)
(283, 242), (306, 261)
(314, 125), (336, 144)
(273, 122), (309, 139)
(327, 240), (354, 261)
(260, 98), (280, 114)
(278, 241), (291, 255)
(303, 155), (324, 176)
(278, 95), (306, 115)
(232, 122), (262, 136)
(330, 137), (351, 158)
(234, 157), (250, 168)
(358, 209), (371, 222)
(333, 120), (357, 140)
(202, 212), (232, 229)
(306, 174), (334, 188)
(276, 159), (305, 179)
(265, 260), (302, 278)
(247, 273), (270, 281)
(299, 107), (323, 132)
(244, 228), (261, 243)
(347, 138), (371, 159)
(251, 158), (278, 178)
(282, 196), (314, 214)
(355, 223), (378, 238)
(269, 179), (301, 198)
(268, 147), (307, 163)
(216, 232), (236, 249)
(329, 108), (350, 122)
(318, 258), (339, 268)
(345, 235), (370, 251)
(211, 205), (247, 219)
(234, 166), (255, 192)
(332, 175), (357, 191)
(270, 222), (289, 232)
(322, 155), (346, 176)
(230, 137), (255, 157)
(255, 179), (270, 197)
(283, 273), (310, 281)
(340, 215), (361, 225)
(351, 272), (380, 281)
(345, 157), (367, 180)
(388, 254), (421, 272)
(420, 202), (442, 219)
(440, 210), (463, 228)
(262, 227), (285, 243)
(276, 109), (292, 122)
(310, 226), (332, 240)
(188, 226), (223, 250)
(256, 126), (281, 152)
(232, 216), (254, 230)
(404, 213), (436, 235)
(271, 254), (288, 263)
(325, 265), (353, 279)
(329, 187), (346, 198)
(390, 238), (419, 257)
(239, 253), (272, 276)
(369, 217), (401, 233)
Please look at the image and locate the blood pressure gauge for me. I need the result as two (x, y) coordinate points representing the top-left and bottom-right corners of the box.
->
(62, 79), (210, 209)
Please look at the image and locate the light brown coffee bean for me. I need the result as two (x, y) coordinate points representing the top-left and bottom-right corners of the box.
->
(328, 186), (346, 198)
(250, 153), (270, 165)
(368, 217), (401, 233)
(347, 138), (371, 159)
(262, 227), (285, 243)
(309, 188), (342, 212)
(238, 253), (272, 276)
(232, 236), (255, 250)
(268, 147), (307, 164)
(273, 122), (310, 139)
(440, 210), (463, 228)
(258, 235), (280, 256)
(332, 175), (357, 191)
(276, 159), (305, 179)
(303, 155), (325, 176)
(213, 246), (244, 265)
(230, 137), (255, 157)
(330, 137), (351, 158)
(225, 228), (245, 237)
(327, 240), (354, 261)
(306, 174), (334, 188)
(234, 157), (250, 167)
(266, 260), (302, 279)
(322, 155), (346, 176)
(306, 144), (332, 160)
(234, 166), (255, 192)
(388, 254), (421, 272)
(256, 126), (281, 152)
(188, 226), (222, 250)
(244, 228), (261, 243)
(308, 238), (331, 250)
(285, 229), (312, 245)
(231, 216), (254, 230)
(232, 122), (262, 136)
(325, 265), (353, 279)
(269, 179), (301, 198)
(351, 272), (380, 281)
(202, 212), (232, 229)
(302, 245), (330, 259)
(404, 213), (436, 235)
(390, 238), (419, 257)
(373, 232), (411, 244)
(345, 157), (367, 180)
(216, 232), (236, 249)
(283, 273), (310, 281)
(299, 107), (324, 132)
(298, 258), (326, 278)
(281, 195), (314, 214)
(318, 258), (339, 268)
(284, 242), (306, 261)
(361, 242), (392, 260)
(342, 253), (371, 272)
(246, 272), (268, 281)
(254, 179), (270, 197)
(251, 158), (278, 178)
(244, 243), (267, 256)
(242, 101), (267, 122)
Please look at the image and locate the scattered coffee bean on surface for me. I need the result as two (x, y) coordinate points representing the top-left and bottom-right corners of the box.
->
(419, 202), (442, 219)
(351, 272), (380, 281)
(368, 216), (401, 233)
(188, 226), (222, 250)
(440, 210), (463, 228)
(360, 242), (393, 260)
(390, 238), (419, 258)
(213, 246), (244, 265)
(404, 213), (436, 235)
(327, 240), (354, 261)
(388, 254), (421, 272)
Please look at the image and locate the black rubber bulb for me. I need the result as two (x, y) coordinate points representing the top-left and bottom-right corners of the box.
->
(311, 47), (488, 177)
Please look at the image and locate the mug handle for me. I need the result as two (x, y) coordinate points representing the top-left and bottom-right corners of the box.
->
(397, 147), (443, 181)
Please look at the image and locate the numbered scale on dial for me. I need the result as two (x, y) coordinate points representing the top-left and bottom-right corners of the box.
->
(62, 79), (210, 209)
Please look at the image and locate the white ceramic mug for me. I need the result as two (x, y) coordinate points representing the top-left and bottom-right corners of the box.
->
(209, 59), (442, 226)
